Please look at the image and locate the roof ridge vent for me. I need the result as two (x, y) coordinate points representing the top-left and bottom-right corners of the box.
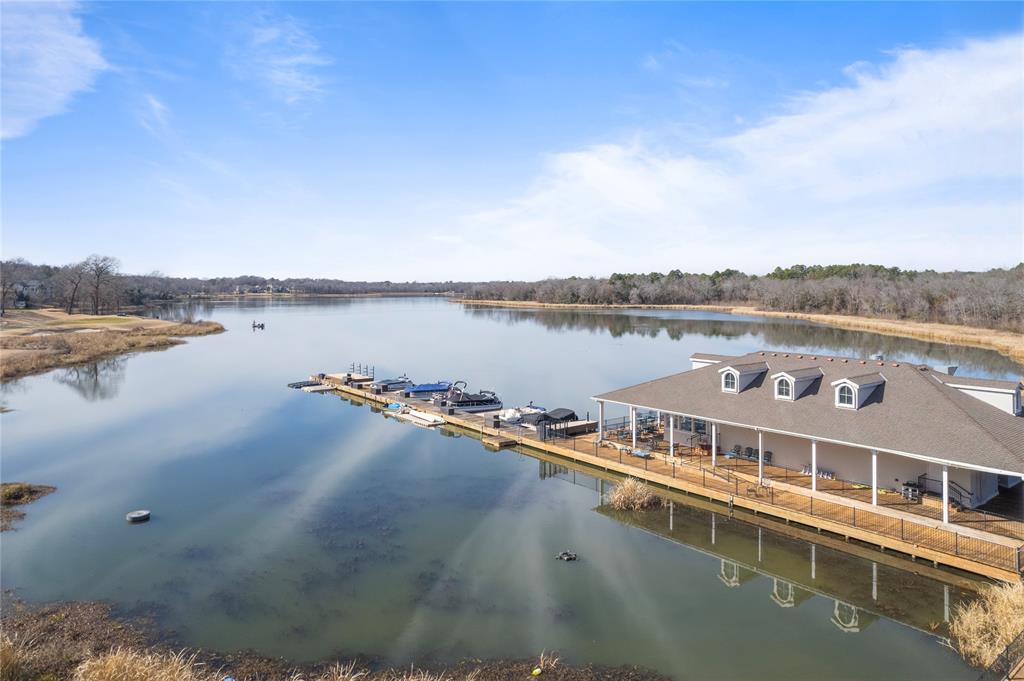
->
(859, 360), (866, 364)
(841, 359), (848, 363)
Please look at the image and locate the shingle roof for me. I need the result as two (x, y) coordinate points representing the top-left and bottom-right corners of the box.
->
(932, 373), (1022, 391)
(726, 361), (769, 374)
(594, 351), (1024, 474)
(841, 373), (886, 387)
(775, 367), (825, 380)
(690, 352), (738, 363)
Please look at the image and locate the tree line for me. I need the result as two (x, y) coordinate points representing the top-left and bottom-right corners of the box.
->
(0, 255), (472, 315)
(465, 264), (1024, 332)
(2, 257), (1021, 332)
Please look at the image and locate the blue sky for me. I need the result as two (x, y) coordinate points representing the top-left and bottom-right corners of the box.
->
(2, 2), (1022, 280)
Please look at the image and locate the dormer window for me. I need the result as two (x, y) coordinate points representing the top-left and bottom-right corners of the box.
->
(837, 384), (855, 408)
(722, 371), (737, 393)
(776, 378), (792, 400)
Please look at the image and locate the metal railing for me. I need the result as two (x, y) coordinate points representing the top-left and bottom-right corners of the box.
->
(975, 626), (1024, 681)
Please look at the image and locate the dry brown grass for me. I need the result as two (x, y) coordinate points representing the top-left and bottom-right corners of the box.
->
(72, 648), (221, 681)
(0, 636), (28, 681)
(950, 581), (1024, 668)
(0, 321), (223, 381)
(608, 478), (661, 511)
(0, 483), (56, 531)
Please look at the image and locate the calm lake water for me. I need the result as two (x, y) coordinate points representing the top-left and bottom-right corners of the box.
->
(3, 297), (1021, 680)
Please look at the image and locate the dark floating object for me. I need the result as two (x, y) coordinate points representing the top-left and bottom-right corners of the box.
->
(555, 550), (577, 561)
(126, 510), (151, 523)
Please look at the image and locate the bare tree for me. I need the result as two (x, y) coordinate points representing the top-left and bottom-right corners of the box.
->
(54, 261), (87, 314)
(82, 255), (120, 315)
(0, 258), (29, 315)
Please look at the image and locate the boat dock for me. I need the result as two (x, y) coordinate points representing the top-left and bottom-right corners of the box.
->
(300, 373), (1024, 583)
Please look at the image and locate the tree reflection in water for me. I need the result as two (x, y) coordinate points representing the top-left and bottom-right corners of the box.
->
(53, 357), (127, 401)
(463, 306), (1023, 378)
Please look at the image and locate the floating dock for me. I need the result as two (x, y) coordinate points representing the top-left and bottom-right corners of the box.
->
(301, 373), (1024, 583)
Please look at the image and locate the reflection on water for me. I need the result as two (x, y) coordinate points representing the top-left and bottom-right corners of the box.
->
(464, 305), (1023, 379)
(52, 357), (128, 401)
(0, 297), (996, 680)
(540, 460), (963, 640)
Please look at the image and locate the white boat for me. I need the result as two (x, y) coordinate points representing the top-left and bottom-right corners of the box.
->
(498, 403), (546, 424)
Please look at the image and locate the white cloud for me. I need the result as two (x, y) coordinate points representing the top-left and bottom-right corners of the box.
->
(227, 12), (331, 105)
(138, 93), (170, 138)
(445, 32), (1024, 277)
(1, 1), (108, 139)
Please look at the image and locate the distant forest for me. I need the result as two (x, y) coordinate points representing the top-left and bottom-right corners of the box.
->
(465, 264), (1024, 333)
(1, 257), (1021, 332)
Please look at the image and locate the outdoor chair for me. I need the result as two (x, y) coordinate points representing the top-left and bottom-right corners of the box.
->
(744, 447), (754, 459)
(764, 451), (773, 464)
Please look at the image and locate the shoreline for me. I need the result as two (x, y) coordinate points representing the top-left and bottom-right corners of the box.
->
(454, 299), (1024, 367)
(0, 598), (668, 681)
(0, 309), (225, 382)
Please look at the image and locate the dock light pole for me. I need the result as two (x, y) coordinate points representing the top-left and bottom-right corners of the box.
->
(942, 465), (950, 524)
(871, 450), (878, 506)
(597, 401), (605, 442)
(811, 440), (818, 492)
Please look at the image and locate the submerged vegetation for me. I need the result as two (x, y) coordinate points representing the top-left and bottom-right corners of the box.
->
(0, 483), (55, 531)
(0, 601), (662, 681)
(949, 581), (1024, 668)
(608, 479), (661, 511)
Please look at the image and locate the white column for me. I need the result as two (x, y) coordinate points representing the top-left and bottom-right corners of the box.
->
(871, 450), (878, 506)
(942, 465), (950, 524)
(668, 415), (675, 456)
(757, 430), (764, 483)
(811, 440), (818, 492)
(630, 406), (637, 449)
(711, 422), (717, 467)
(597, 401), (605, 442)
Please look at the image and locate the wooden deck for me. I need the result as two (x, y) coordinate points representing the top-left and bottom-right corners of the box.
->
(316, 377), (1024, 582)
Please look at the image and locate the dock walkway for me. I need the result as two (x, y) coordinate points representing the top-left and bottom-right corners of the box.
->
(316, 376), (1024, 582)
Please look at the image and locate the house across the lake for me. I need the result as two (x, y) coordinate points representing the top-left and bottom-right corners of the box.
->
(593, 350), (1024, 522)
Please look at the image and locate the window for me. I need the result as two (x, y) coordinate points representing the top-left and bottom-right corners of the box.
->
(722, 371), (737, 392)
(837, 384), (855, 407)
(776, 378), (792, 399)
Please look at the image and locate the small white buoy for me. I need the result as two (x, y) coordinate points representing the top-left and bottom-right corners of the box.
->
(126, 510), (151, 523)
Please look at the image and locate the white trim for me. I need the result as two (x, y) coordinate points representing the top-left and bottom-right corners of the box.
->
(775, 377), (794, 401)
(721, 370), (738, 393)
(945, 383), (1018, 395)
(589, 396), (1024, 477)
(835, 384), (856, 409)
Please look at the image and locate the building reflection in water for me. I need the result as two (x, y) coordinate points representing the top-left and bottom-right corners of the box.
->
(538, 459), (964, 638)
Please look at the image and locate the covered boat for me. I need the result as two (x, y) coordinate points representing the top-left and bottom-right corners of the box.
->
(405, 380), (452, 397)
(432, 381), (503, 413)
(370, 375), (414, 393)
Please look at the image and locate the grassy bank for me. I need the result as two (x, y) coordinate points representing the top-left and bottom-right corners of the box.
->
(0, 601), (666, 681)
(0, 309), (224, 381)
(0, 483), (56, 531)
(455, 299), (1024, 366)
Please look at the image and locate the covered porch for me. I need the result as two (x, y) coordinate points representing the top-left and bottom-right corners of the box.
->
(593, 400), (1024, 544)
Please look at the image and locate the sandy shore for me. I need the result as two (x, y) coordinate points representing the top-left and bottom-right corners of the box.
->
(455, 299), (1024, 367)
(0, 309), (225, 381)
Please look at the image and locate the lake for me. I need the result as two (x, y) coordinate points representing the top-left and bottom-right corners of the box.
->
(3, 297), (1019, 679)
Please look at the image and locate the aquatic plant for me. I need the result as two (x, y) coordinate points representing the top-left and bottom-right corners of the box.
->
(608, 478), (661, 511)
(949, 581), (1024, 668)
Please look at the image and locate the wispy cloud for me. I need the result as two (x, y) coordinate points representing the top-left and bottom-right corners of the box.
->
(1, 1), (108, 139)
(443, 32), (1024, 278)
(138, 93), (170, 138)
(227, 12), (331, 105)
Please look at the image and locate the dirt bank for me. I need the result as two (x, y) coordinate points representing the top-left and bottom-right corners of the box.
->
(455, 299), (1024, 367)
(0, 309), (225, 381)
(0, 598), (668, 681)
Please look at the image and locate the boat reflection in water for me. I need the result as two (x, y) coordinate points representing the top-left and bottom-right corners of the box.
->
(538, 459), (971, 640)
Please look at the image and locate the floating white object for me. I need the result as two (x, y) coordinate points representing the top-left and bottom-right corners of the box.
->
(126, 510), (151, 523)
